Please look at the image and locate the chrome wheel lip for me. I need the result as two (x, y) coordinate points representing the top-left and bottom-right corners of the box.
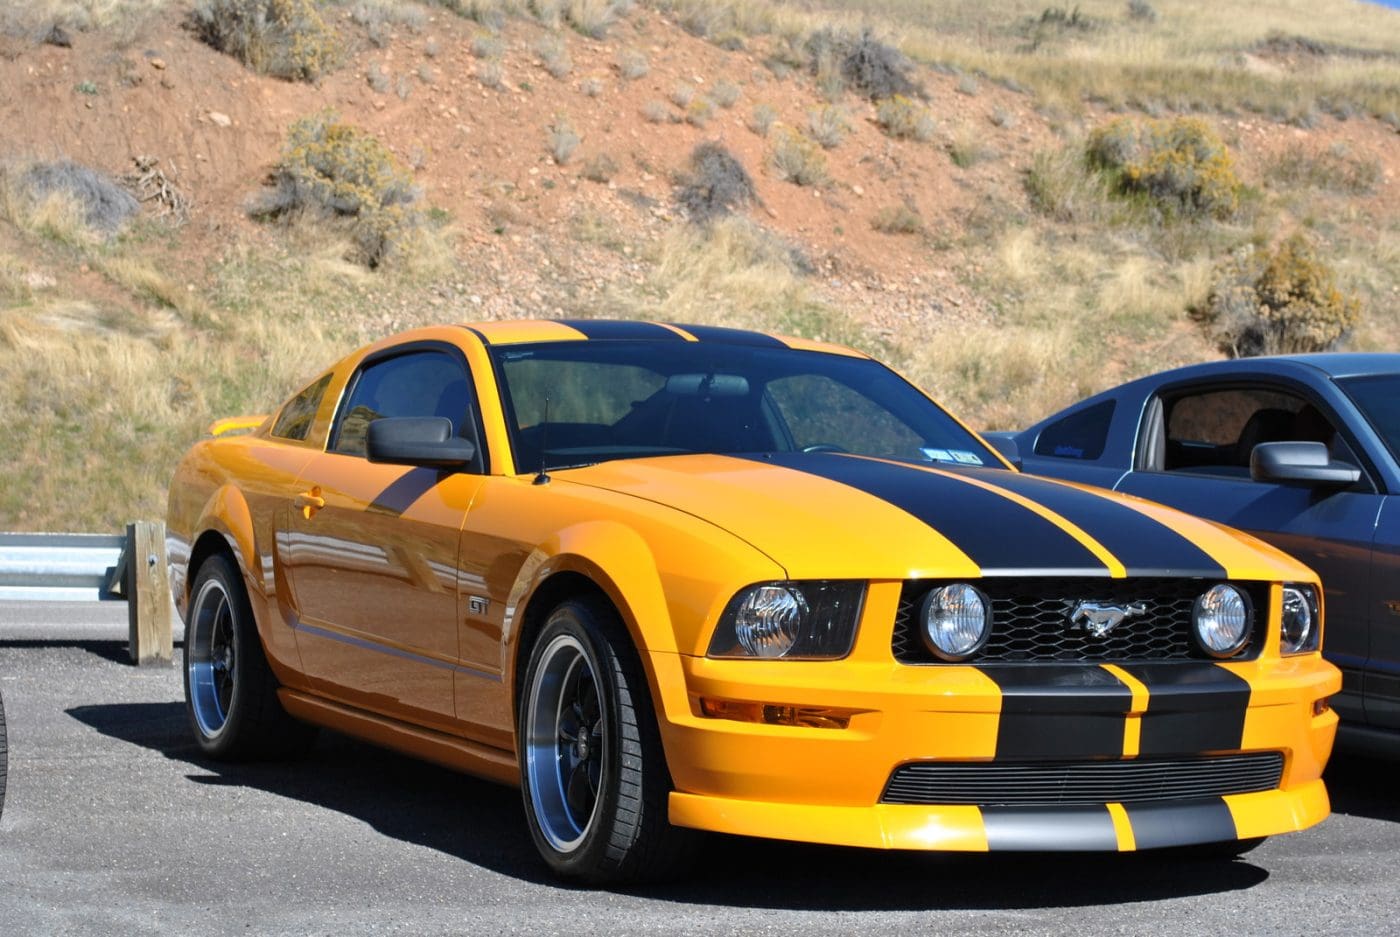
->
(524, 633), (607, 855)
(188, 576), (235, 740)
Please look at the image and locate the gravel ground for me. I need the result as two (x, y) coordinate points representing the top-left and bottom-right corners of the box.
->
(1, 603), (1397, 937)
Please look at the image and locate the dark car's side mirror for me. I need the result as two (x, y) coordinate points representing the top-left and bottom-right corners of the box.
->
(1250, 441), (1360, 489)
(981, 432), (1022, 470)
(367, 417), (477, 469)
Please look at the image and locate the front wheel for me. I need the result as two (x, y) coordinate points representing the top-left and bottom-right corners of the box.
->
(184, 554), (314, 760)
(518, 596), (698, 884)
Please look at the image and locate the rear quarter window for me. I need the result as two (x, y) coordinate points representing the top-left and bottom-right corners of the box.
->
(1033, 400), (1115, 461)
(271, 373), (332, 442)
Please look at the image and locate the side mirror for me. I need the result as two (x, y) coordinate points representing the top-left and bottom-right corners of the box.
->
(1250, 441), (1360, 488)
(981, 433), (1022, 470)
(367, 417), (477, 469)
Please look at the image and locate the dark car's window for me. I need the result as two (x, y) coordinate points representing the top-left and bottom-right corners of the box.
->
(492, 340), (998, 472)
(1337, 375), (1400, 466)
(271, 372), (332, 442)
(1162, 386), (1338, 476)
(1033, 400), (1115, 461)
(332, 349), (476, 459)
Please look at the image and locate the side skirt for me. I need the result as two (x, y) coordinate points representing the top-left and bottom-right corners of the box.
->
(278, 688), (520, 786)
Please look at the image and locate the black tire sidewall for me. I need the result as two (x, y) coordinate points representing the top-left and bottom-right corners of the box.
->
(518, 600), (636, 881)
(183, 553), (258, 758)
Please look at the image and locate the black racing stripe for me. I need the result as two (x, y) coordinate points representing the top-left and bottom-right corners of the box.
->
(754, 453), (1107, 574)
(1125, 798), (1237, 850)
(669, 323), (788, 348)
(367, 467), (442, 516)
(982, 806), (1119, 851)
(555, 320), (686, 342)
(1120, 663), (1252, 756)
(967, 471), (1228, 578)
(980, 665), (1131, 760)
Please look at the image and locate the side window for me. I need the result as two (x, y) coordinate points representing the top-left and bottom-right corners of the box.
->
(1033, 400), (1115, 461)
(766, 374), (923, 458)
(1162, 386), (1337, 475)
(332, 350), (475, 459)
(271, 373), (332, 442)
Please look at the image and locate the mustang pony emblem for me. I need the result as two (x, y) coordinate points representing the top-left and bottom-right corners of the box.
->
(1068, 601), (1148, 637)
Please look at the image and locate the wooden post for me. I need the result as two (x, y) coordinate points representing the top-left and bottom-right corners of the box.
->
(127, 521), (173, 666)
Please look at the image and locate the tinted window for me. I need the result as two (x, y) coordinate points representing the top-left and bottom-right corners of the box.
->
(493, 340), (998, 472)
(271, 373), (332, 442)
(1162, 386), (1337, 475)
(1033, 400), (1115, 461)
(332, 350), (474, 458)
(1338, 374), (1400, 465)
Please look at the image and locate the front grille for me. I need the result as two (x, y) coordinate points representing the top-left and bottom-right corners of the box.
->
(892, 577), (1269, 664)
(880, 752), (1284, 806)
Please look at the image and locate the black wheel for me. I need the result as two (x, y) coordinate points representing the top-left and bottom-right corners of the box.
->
(518, 596), (698, 884)
(184, 554), (315, 759)
(0, 684), (8, 821)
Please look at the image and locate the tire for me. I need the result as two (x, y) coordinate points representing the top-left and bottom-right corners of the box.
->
(518, 596), (699, 884)
(184, 553), (315, 760)
(0, 684), (8, 821)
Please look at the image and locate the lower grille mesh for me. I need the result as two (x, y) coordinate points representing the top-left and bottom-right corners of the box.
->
(880, 752), (1284, 806)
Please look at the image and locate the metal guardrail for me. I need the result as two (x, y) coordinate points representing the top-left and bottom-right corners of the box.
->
(0, 532), (128, 602)
(0, 527), (171, 664)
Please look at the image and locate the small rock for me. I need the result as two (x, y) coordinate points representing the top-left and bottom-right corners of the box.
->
(852, 185), (864, 196)
(23, 271), (56, 290)
(208, 111), (232, 127)
(149, 57), (166, 70)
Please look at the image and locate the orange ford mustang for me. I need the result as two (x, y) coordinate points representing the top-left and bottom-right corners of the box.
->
(167, 320), (1340, 883)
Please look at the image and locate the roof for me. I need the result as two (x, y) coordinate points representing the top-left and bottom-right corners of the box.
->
(463, 319), (868, 358)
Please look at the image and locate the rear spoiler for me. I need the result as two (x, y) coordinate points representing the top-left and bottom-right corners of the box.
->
(208, 414), (269, 437)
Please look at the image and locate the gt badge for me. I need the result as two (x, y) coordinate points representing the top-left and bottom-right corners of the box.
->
(468, 595), (490, 615)
(1068, 601), (1147, 637)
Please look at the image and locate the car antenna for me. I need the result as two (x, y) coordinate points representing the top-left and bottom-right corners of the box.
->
(533, 397), (551, 486)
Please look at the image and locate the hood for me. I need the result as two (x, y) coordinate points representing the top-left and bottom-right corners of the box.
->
(558, 452), (1311, 583)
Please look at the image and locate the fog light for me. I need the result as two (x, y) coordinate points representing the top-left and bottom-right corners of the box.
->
(1193, 584), (1251, 658)
(921, 583), (991, 662)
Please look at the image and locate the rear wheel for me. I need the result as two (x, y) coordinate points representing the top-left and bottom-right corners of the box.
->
(184, 553), (314, 759)
(518, 596), (698, 884)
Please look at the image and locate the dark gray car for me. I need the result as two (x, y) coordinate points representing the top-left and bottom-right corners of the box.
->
(999, 353), (1400, 753)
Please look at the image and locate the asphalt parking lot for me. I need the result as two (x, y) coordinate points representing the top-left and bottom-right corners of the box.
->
(1, 602), (1398, 937)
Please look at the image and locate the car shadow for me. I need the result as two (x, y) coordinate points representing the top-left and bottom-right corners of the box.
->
(68, 700), (1270, 910)
(0, 638), (147, 666)
(1324, 752), (1400, 823)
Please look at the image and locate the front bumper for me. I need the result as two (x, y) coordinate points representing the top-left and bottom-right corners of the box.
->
(649, 649), (1340, 852)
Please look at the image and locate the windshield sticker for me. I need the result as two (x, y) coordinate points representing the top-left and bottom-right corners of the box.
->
(919, 448), (985, 466)
(950, 450), (985, 465)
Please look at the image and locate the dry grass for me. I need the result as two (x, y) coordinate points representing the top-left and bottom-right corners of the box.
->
(683, 0), (1400, 119)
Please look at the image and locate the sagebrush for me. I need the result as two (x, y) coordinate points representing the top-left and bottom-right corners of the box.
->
(250, 112), (421, 267)
(1087, 117), (1242, 219)
(191, 0), (338, 81)
(1192, 234), (1362, 357)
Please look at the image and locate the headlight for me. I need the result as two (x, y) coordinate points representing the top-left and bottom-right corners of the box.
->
(1281, 584), (1320, 655)
(707, 581), (865, 660)
(1193, 583), (1251, 658)
(920, 583), (991, 662)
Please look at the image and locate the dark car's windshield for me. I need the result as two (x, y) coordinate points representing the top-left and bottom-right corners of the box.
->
(1337, 374), (1400, 465)
(491, 340), (1000, 472)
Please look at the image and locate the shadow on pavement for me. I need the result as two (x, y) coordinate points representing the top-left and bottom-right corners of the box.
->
(1325, 752), (1400, 824)
(1, 639), (143, 666)
(68, 700), (1271, 910)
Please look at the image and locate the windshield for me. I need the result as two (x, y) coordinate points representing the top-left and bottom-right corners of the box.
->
(1337, 374), (1400, 465)
(490, 340), (1000, 472)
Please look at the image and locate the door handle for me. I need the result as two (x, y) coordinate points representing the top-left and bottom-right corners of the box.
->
(295, 488), (325, 518)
